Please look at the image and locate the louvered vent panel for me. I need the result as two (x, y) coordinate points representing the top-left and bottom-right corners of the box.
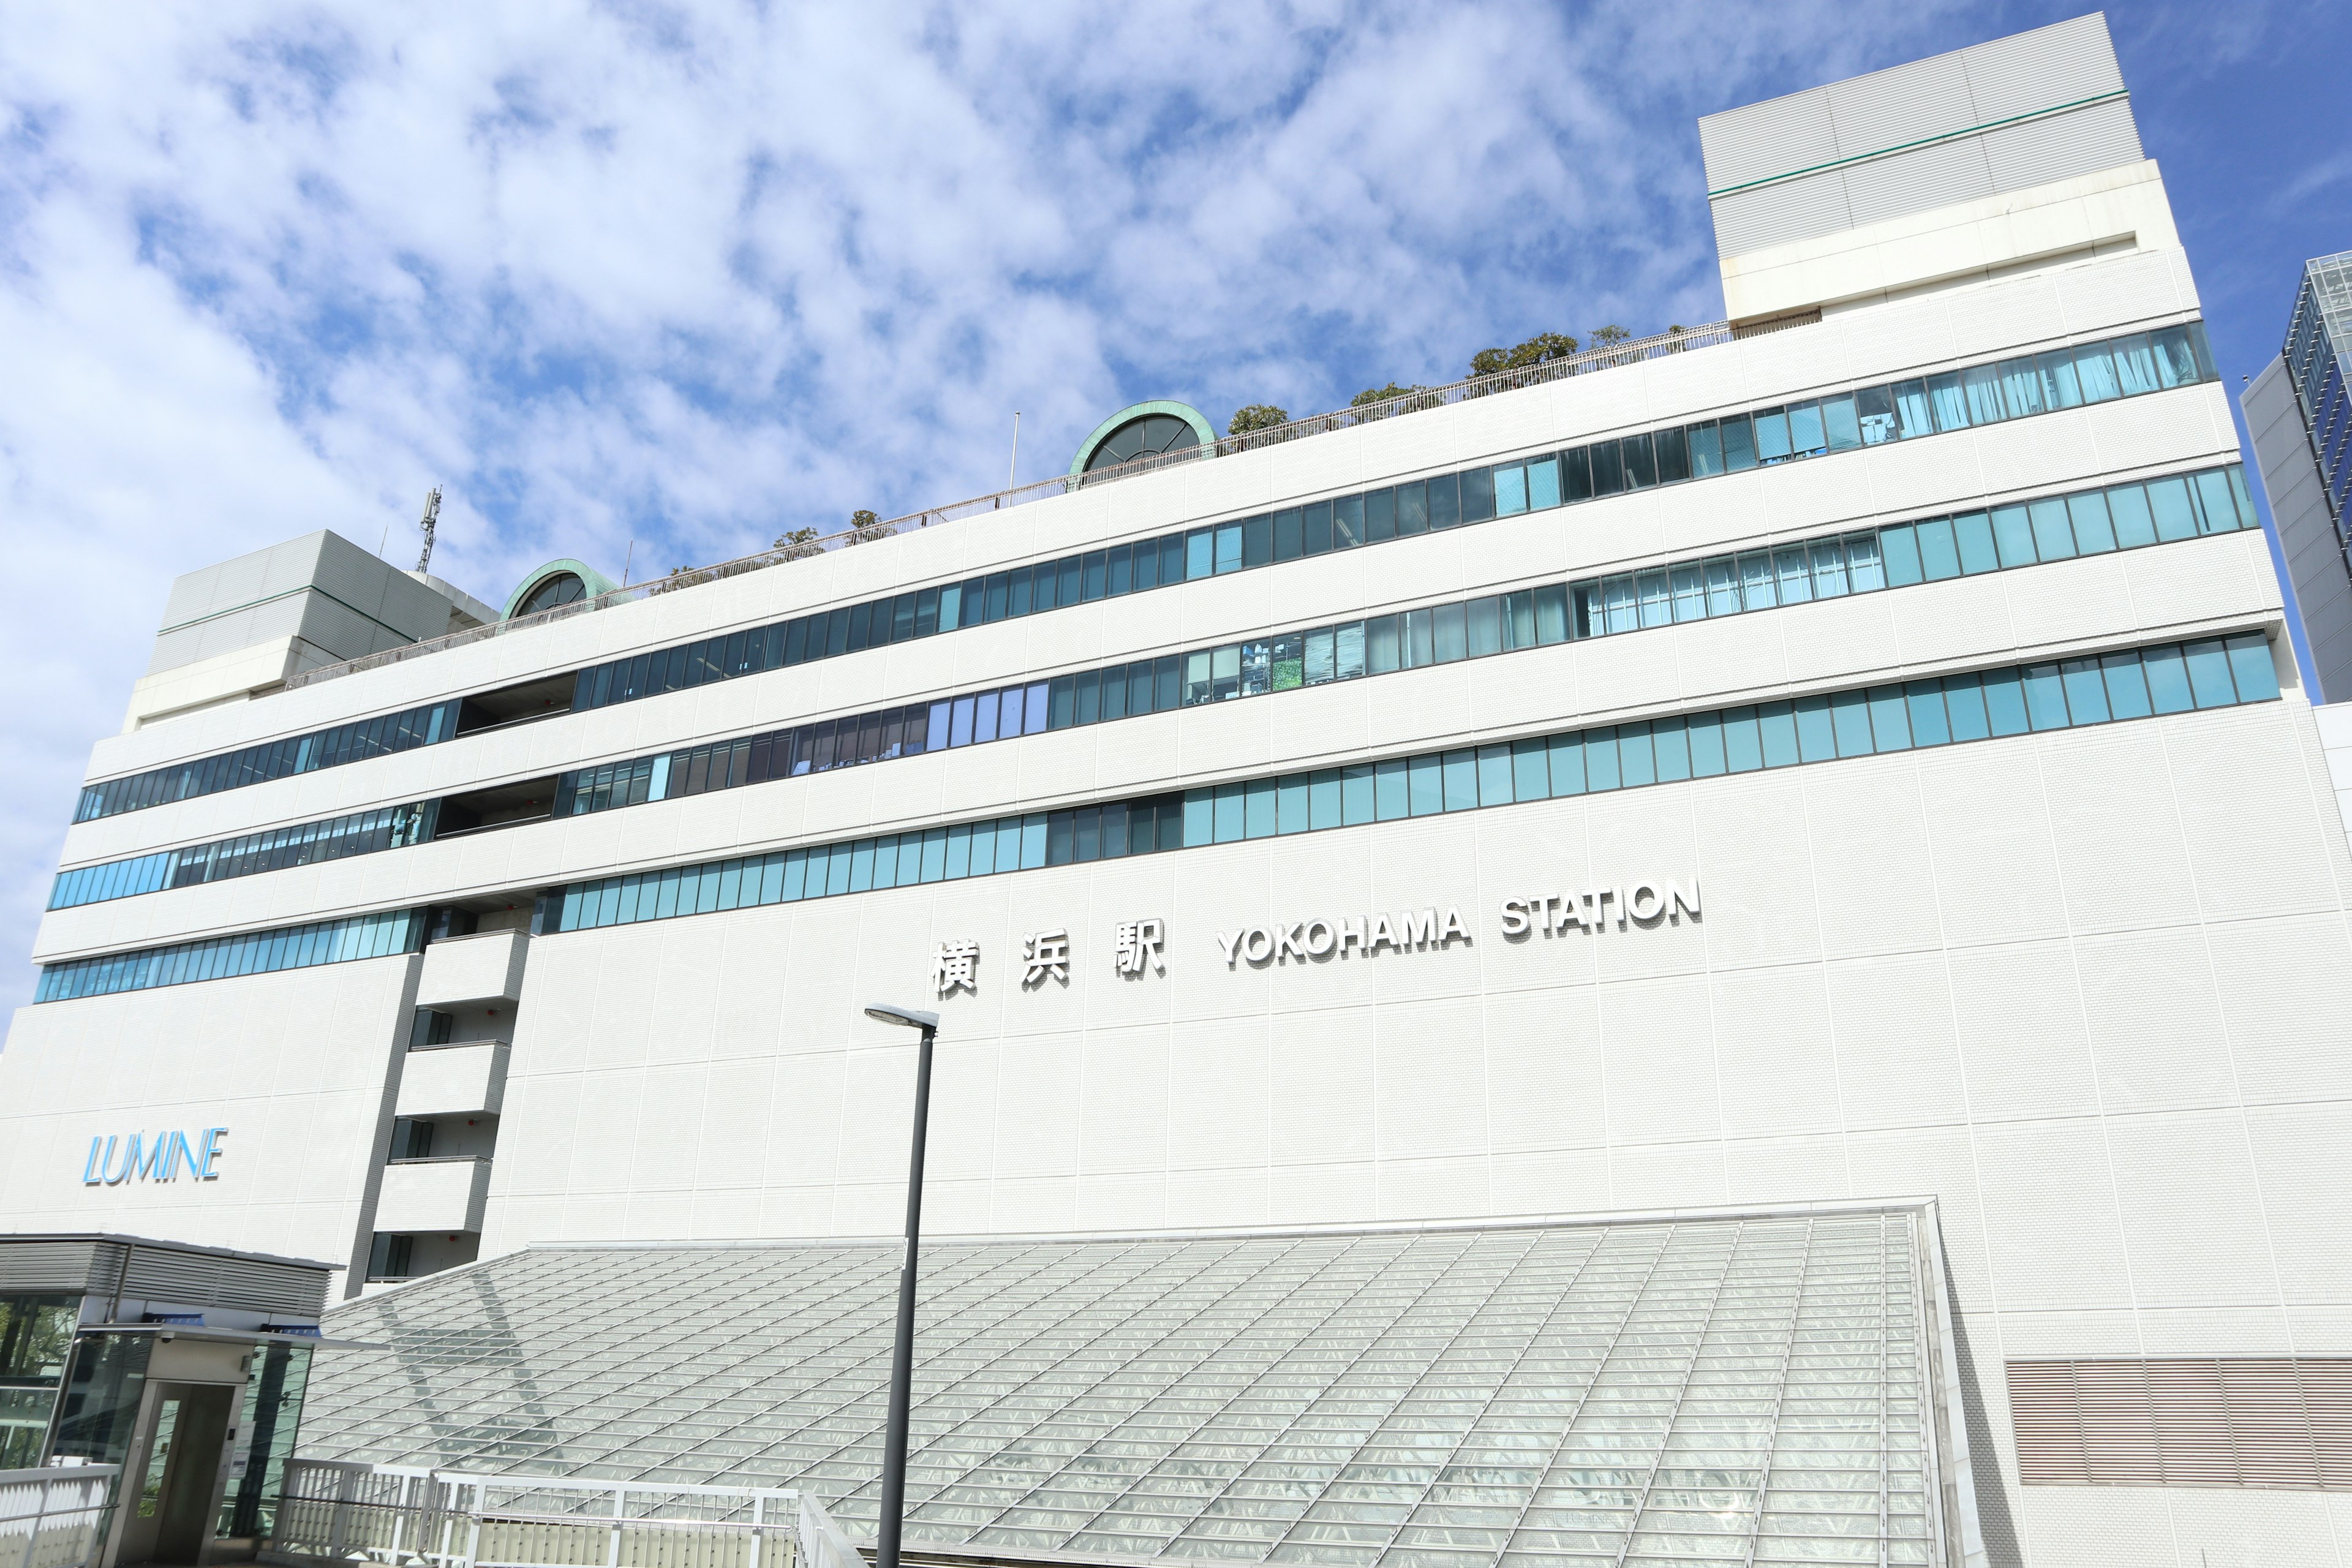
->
(2010, 1359), (2352, 1490)
(0, 1239), (119, 1294)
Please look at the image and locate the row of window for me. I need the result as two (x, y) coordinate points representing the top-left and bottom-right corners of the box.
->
(34, 909), (424, 1005)
(549, 464), (2252, 821)
(533, 635), (2279, 937)
(564, 323), (2221, 717)
(48, 802), (436, 911)
(74, 701), (459, 824)
(73, 322), (2220, 825)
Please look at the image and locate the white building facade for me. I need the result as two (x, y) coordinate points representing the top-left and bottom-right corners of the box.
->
(7, 17), (2352, 1568)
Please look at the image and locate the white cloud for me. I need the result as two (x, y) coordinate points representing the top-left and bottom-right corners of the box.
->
(0, 0), (1986, 1014)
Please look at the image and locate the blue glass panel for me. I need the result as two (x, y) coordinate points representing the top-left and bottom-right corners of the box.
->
(1795, 696), (1838, 762)
(2143, 646), (2195, 714)
(1616, 723), (1655, 787)
(1905, 681), (1950, 747)
(2101, 652), (2152, 720)
(2184, 639), (2237, 707)
(1982, 670), (2030, 736)
(1409, 754), (1446, 816)
(1867, 686), (1912, 751)
(1757, 703), (1799, 767)
(1830, 692), (1874, 756)
(1548, 734), (1585, 796)
(1652, 718), (1691, 782)
(2060, 659), (2111, 724)
(2226, 633), (2280, 701)
(1584, 731), (1621, 791)
(1479, 745), (1515, 806)
(1689, 714), (1727, 776)
(1443, 750), (1479, 811)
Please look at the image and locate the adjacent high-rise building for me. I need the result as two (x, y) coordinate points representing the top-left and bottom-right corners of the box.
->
(7, 15), (2349, 1568)
(2245, 249), (2352, 701)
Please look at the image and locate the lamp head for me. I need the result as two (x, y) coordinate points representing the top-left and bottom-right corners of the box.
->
(864, 1003), (940, 1031)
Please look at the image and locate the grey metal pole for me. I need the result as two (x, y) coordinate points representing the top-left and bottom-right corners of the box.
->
(874, 1022), (935, 1568)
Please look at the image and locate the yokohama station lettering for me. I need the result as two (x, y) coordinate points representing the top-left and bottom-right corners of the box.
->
(1216, 908), (1475, 967)
(1500, 881), (1700, 935)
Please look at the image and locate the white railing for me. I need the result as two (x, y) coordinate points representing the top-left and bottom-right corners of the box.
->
(0, 1466), (119, 1568)
(264, 1459), (861, 1568)
(282, 310), (1820, 695)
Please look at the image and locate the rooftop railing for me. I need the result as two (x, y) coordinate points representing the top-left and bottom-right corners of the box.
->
(285, 311), (1815, 694)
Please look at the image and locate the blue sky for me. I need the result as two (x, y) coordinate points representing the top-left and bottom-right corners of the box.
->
(1, 0), (2346, 1016)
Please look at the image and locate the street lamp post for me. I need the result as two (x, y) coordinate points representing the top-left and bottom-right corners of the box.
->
(862, 1002), (941, 1568)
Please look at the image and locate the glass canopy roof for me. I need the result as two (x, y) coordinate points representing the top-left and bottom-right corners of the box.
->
(302, 1210), (1962, 1567)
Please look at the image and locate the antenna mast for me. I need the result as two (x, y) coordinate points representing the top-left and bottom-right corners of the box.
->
(414, 486), (442, 574)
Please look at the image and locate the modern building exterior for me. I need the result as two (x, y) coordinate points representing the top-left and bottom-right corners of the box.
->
(2244, 250), (2352, 703)
(6, 13), (2351, 1567)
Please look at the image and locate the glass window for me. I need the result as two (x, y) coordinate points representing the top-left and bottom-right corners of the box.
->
(2060, 658), (2110, 723)
(1494, 466), (1528, 516)
(1928, 372), (1972, 432)
(2148, 477), (2198, 542)
(1687, 713), (1726, 775)
(1335, 622), (1366, 679)
(1404, 609), (1436, 668)
(1705, 556), (1741, 616)
(1548, 733), (1584, 796)
(950, 696), (976, 748)
(2194, 470), (2242, 533)
(1672, 564), (1706, 622)
(1375, 758), (1409, 820)
(1654, 426), (1691, 483)
(1527, 456), (1562, 509)
(1082, 551), (1108, 601)
(1367, 616), (1400, 675)
(1815, 394), (1853, 451)
(2112, 333), (2160, 396)
(2101, 651), (2153, 720)
(1430, 472), (1463, 528)
(1305, 628), (1335, 686)
(1757, 702), (1800, 767)
(1983, 669), (2030, 736)
(1214, 783), (1245, 842)
(1535, 584), (1569, 644)
(1723, 707), (1763, 771)
(2150, 325), (2201, 390)
(1961, 364), (2007, 425)
(1433, 603), (1469, 662)
(1398, 482), (1430, 535)
(1752, 407), (1792, 464)
(1243, 514), (1274, 567)
(1467, 597), (1504, 657)
(2144, 644), (2194, 713)
(2184, 638), (2237, 707)
(2028, 499), (2075, 561)
(1687, 422), (1724, 477)
(1185, 529), (1213, 580)
(1998, 357), (2043, 418)
(1638, 569), (1672, 628)
(1893, 380), (1934, 438)
(1789, 400), (1826, 455)
(1365, 487), (1396, 542)
(2022, 663), (2071, 729)
(1915, 518), (1959, 581)
(2074, 342), (2122, 404)
(1721, 414), (1758, 470)
(1504, 589), (1536, 650)
(1310, 769), (1343, 829)
(1774, 546), (1812, 605)
(1584, 730), (1620, 791)
(2068, 491), (2117, 553)
(1273, 509), (1303, 562)
(1617, 722), (1656, 786)
(2226, 633), (2279, 701)
(1216, 522), (1245, 574)
(1602, 576), (1638, 635)
(1343, 763), (1375, 824)
(1511, 738), (1549, 802)
(1409, 755), (1445, 817)
(1809, 537), (1848, 598)
(1652, 718), (1691, 781)
(1955, 513), (2000, 575)
(1943, 673), (1990, 741)
(1590, 441), (1624, 496)
(1741, 551), (1776, 611)
(1561, 446), (1593, 501)
(1856, 386), (1898, 445)
(1623, 432), (1658, 489)
(1905, 680), (1950, 747)
(2038, 349), (2082, 410)
(1183, 791), (1213, 847)
(1075, 669), (1099, 725)
(1443, 749), (1479, 810)
(1245, 778), (1278, 839)
(1880, 526), (1923, 587)
(1106, 545), (1133, 597)
(2108, 483), (2157, 547)
(1795, 696), (1837, 761)
(1867, 685), (1911, 750)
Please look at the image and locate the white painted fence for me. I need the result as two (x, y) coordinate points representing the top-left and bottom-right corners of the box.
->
(264, 1460), (864, 1568)
(0, 1467), (119, 1568)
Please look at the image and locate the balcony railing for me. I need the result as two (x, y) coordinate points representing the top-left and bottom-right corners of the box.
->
(264, 1460), (861, 1568)
(285, 311), (1814, 694)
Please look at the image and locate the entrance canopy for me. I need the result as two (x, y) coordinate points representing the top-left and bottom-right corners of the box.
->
(299, 1207), (1981, 1568)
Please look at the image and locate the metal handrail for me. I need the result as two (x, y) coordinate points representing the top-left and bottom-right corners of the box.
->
(0, 1464), (120, 1568)
(285, 311), (1814, 694)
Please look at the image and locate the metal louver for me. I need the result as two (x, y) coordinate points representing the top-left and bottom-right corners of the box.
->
(2009, 1359), (2352, 1490)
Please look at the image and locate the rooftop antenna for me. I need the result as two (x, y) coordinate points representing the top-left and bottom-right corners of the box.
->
(414, 486), (443, 575)
(1009, 412), (1021, 490)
